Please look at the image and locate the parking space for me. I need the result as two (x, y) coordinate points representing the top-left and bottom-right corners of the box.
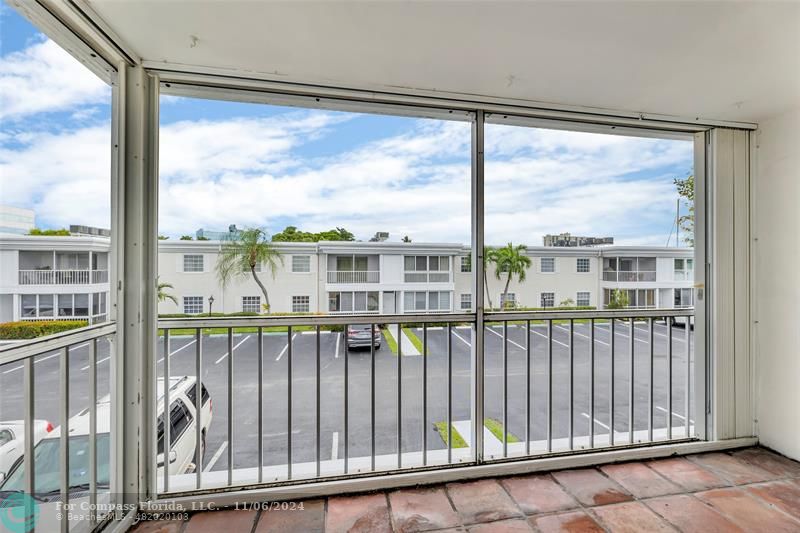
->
(0, 320), (694, 484)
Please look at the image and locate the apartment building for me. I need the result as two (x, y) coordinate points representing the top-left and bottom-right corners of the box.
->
(0, 235), (111, 323)
(156, 240), (693, 315)
(0, 235), (694, 321)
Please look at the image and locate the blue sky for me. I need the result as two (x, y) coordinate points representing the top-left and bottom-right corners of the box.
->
(0, 1), (693, 246)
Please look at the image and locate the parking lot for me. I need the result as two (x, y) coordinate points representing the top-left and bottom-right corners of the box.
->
(0, 320), (693, 481)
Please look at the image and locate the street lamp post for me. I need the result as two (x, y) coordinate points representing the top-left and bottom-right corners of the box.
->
(208, 295), (215, 315)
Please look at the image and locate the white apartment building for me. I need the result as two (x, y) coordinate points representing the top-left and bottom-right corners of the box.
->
(0, 236), (694, 321)
(0, 235), (111, 323)
(157, 240), (694, 316)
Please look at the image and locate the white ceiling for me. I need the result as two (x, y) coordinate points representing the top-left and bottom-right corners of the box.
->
(87, 1), (800, 124)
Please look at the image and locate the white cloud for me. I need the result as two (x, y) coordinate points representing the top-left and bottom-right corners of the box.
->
(1, 102), (693, 245)
(0, 39), (109, 120)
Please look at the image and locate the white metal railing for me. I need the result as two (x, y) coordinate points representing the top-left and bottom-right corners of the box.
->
(0, 323), (117, 531)
(18, 269), (109, 285)
(327, 270), (380, 283)
(603, 271), (657, 282)
(153, 307), (695, 498)
(403, 272), (450, 283)
(20, 315), (90, 321)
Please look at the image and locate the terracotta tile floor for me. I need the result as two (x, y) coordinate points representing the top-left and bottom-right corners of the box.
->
(129, 446), (800, 532)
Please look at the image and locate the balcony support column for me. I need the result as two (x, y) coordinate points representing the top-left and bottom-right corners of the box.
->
(471, 110), (485, 462)
(111, 63), (160, 504)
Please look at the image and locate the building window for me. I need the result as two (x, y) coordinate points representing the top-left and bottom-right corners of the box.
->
(500, 292), (516, 308)
(576, 258), (590, 273)
(404, 256), (450, 282)
(540, 292), (555, 308)
(460, 293), (472, 310)
(674, 258), (694, 281)
(603, 256), (656, 281)
(58, 294), (73, 317)
(403, 291), (451, 312)
(242, 296), (261, 313)
(183, 254), (204, 272)
(21, 295), (37, 317)
(674, 288), (694, 308)
(603, 288), (656, 308)
(292, 255), (311, 273)
(183, 296), (203, 315)
(541, 257), (555, 273)
(292, 296), (310, 313)
(328, 291), (379, 313)
(576, 291), (591, 306)
(460, 255), (471, 273)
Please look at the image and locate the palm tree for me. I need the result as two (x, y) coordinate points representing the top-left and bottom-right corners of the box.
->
(157, 277), (178, 305)
(483, 247), (499, 310)
(215, 228), (283, 312)
(494, 243), (532, 310)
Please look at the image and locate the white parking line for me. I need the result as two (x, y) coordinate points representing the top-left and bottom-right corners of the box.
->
(568, 325), (610, 347)
(80, 355), (111, 371)
(215, 335), (252, 364)
(276, 333), (298, 362)
(485, 326), (526, 350)
(529, 326), (569, 348)
(204, 441), (228, 472)
(594, 323), (649, 344)
(331, 431), (339, 460)
(656, 406), (694, 423)
(157, 338), (197, 363)
(581, 412), (610, 430)
(334, 332), (341, 359)
(2, 345), (86, 374)
(451, 329), (472, 347)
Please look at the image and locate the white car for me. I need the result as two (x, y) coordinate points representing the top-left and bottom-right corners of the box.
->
(0, 419), (53, 477)
(0, 376), (212, 532)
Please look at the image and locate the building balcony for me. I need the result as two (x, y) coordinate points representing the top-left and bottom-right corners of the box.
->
(17, 269), (109, 285)
(327, 270), (380, 283)
(603, 271), (657, 282)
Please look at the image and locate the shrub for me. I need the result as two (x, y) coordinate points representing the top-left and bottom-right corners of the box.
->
(28, 228), (71, 236)
(0, 320), (89, 340)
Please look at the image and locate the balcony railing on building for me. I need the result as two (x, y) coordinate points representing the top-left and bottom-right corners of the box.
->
(327, 270), (380, 283)
(18, 269), (109, 285)
(602, 270), (657, 282)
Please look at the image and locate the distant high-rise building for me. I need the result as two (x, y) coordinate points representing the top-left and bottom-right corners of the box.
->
(543, 233), (613, 247)
(0, 206), (35, 235)
(196, 224), (242, 241)
(369, 232), (390, 242)
(70, 224), (111, 237)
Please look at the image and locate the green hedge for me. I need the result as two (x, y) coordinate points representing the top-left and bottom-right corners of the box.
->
(0, 320), (89, 340)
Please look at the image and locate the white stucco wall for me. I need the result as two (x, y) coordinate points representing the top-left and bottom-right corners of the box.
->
(753, 107), (800, 460)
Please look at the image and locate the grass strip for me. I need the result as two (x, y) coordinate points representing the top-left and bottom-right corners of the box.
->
(402, 327), (425, 354)
(434, 422), (468, 448)
(484, 417), (520, 443)
(382, 328), (398, 355)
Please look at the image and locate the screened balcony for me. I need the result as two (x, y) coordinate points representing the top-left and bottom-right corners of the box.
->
(0, 2), (796, 533)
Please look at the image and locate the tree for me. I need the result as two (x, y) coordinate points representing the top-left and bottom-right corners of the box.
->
(179, 235), (193, 240)
(560, 298), (575, 307)
(674, 173), (694, 246)
(196, 236), (210, 241)
(401, 235), (412, 243)
(271, 225), (355, 242)
(215, 228), (283, 312)
(483, 247), (499, 309)
(156, 277), (177, 305)
(493, 243), (532, 310)
(158, 235), (169, 240)
(606, 289), (630, 310)
(28, 228), (70, 236)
